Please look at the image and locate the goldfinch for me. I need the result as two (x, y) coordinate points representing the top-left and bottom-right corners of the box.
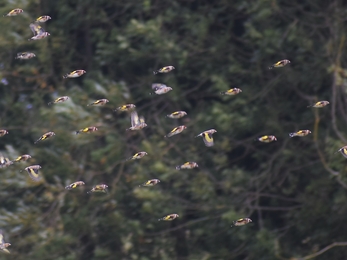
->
(65, 181), (85, 190)
(167, 111), (187, 119)
(75, 126), (98, 135)
(87, 184), (108, 194)
(231, 218), (252, 227)
(289, 130), (311, 138)
(0, 156), (12, 168)
(127, 111), (147, 131)
(176, 162), (198, 170)
(165, 125), (187, 137)
(127, 152), (147, 161)
(115, 104), (136, 111)
(336, 146), (347, 159)
(28, 23), (50, 40)
(48, 96), (69, 105)
(158, 213), (179, 221)
(257, 135), (277, 143)
(220, 88), (242, 95)
(35, 15), (51, 23)
(34, 131), (55, 144)
(4, 8), (23, 16)
(153, 66), (175, 75)
(268, 59), (291, 69)
(87, 99), (109, 106)
(0, 230), (10, 254)
(24, 165), (41, 182)
(307, 101), (330, 108)
(0, 130), (8, 137)
(151, 83), (173, 95)
(63, 70), (86, 79)
(139, 179), (160, 187)
(196, 129), (217, 147)
(15, 52), (36, 60)
(13, 154), (31, 162)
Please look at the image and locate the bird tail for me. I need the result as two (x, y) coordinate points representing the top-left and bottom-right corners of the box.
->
(75, 131), (81, 135)
(175, 166), (181, 170)
(268, 65), (274, 69)
(153, 70), (158, 75)
(34, 139), (40, 144)
(62, 75), (68, 79)
(289, 133), (295, 138)
(158, 218), (163, 221)
(220, 92), (226, 95)
(65, 186), (72, 190)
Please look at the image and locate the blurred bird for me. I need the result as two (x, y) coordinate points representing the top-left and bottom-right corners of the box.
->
(257, 135), (277, 143)
(35, 15), (51, 23)
(196, 129), (217, 147)
(24, 165), (41, 182)
(307, 101), (330, 108)
(289, 130), (311, 138)
(167, 111), (187, 119)
(158, 214), (179, 221)
(268, 59), (291, 69)
(87, 99), (109, 106)
(153, 66), (175, 75)
(139, 179), (160, 187)
(231, 218), (252, 227)
(15, 52), (36, 60)
(115, 104), (136, 112)
(165, 125), (187, 137)
(176, 162), (198, 170)
(0, 130), (8, 137)
(13, 154), (31, 162)
(0, 230), (10, 254)
(336, 146), (347, 159)
(34, 131), (55, 144)
(48, 96), (69, 105)
(0, 156), (13, 168)
(127, 111), (147, 131)
(127, 152), (147, 161)
(75, 126), (98, 135)
(63, 70), (86, 79)
(28, 23), (50, 40)
(3, 8), (23, 16)
(87, 184), (108, 194)
(220, 88), (242, 95)
(65, 181), (85, 190)
(151, 83), (173, 95)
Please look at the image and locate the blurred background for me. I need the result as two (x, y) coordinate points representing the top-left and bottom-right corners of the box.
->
(0, 0), (347, 259)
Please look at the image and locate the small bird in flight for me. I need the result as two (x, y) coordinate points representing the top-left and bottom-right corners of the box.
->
(220, 88), (242, 95)
(63, 70), (86, 79)
(176, 162), (198, 170)
(153, 66), (175, 75)
(127, 111), (147, 131)
(289, 130), (311, 138)
(231, 218), (252, 227)
(139, 179), (160, 187)
(13, 154), (31, 163)
(307, 101), (330, 108)
(4, 8), (23, 16)
(28, 23), (50, 40)
(196, 129), (217, 147)
(48, 96), (69, 105)
(167, 111), (187, 119)
(257, 135), (277, 143)
(87, 99), (109, 106)
(158, 214), (179, 221)
(65, 181), (85, 190)
(0, 230), (11, 254)
(115, 104), (136, 112)
(151, 83), (173, 95)
(87, 184), (108, 194)
(165, 125), (187, 137)
(75, 126), (98, 135)
(15, 52), (36, 60)
(35, 15), (51, 23)
(34, 132), (55, 144)
(0, 130), (8, 137)
(24, 165), (42, 182)
(268, 59), (291, 69)
(126, 152), (148, 161)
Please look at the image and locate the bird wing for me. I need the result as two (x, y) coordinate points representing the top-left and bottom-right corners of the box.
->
(27, 168), (40, 181)
(0, 231), (4, 244)
(29, 23), (44, 36)
(2, 248), (10, 254)
(202, 132), (214, 147)
(152, 83), (165, 90)
(130, 111), (139, 127)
